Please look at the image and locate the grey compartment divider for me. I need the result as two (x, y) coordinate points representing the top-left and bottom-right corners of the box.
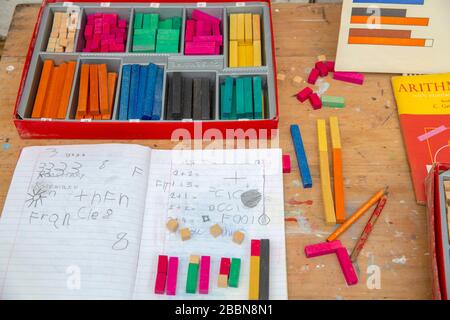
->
(17, 2), (276, 123)
(165, 70), (217, 120)
(222, 5), (228, 71)
(216, 73), (272, 121)
(438, 171), (450, 299)
(68, 56), (122, 120)
(168, 55), (223, 71)
(127, 8), (135, 53)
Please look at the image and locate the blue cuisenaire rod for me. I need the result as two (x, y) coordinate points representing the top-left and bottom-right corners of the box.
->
(353, 0), (424, 5)
(290, 124), (312, 188)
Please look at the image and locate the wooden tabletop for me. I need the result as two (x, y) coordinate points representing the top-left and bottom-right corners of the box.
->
(0, 3), (431, 299)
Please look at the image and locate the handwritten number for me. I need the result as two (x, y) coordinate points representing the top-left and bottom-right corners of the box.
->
(53, 162), (67, 177)
(71, 162), (82, 175)
(99, 160), (109, 169)
(112, 232), (129, 250)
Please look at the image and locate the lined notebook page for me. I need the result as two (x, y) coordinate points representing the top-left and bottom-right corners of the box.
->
(0, 144), (150, 299)
(134, 148), (287, 299)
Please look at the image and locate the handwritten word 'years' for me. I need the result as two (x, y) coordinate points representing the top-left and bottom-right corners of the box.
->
(65, 153), (86, 158)
(37, 161), (84, 179)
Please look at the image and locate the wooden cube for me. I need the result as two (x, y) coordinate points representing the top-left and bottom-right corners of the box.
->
(232, 231), (245, 244)
(180, 227), (191, 241)
(210, 223), (223, 238)
(217, 274), (228, 288)
(189, 255), (200, 264)
(293, 76), (303, 84)
(166, 218), (178, 232)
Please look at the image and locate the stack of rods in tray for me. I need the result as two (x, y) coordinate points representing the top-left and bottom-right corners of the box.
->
(46, 12), (78, 53)
(75, 63), (118, 120)
(229, 13), (262, 67)
(165, 72), (213, 121)
(118, 63), (164, 120)
(31, 60), (77, 119)
(220, 76), (264, 120)
(132, 13), (181, 53)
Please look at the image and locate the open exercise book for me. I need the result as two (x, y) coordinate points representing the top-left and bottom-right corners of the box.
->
(0, 144), (287, 299)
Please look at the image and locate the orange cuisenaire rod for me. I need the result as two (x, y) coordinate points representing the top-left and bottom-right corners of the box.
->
(330, 116), (346, 224)
(32, 60), (54, 118)
(89, 64), (100, 115)
(350, 16), (429, 26)
(104, 72), (117, 120)
(348, 36), (427, 47)
(77, 63), (90, 118)
(48, 62), (67, 118)
(98, 64), (109, 115)
(327, 187), (387, 242)
(42, 64), (63, 118)
(56, 61), (76, 119)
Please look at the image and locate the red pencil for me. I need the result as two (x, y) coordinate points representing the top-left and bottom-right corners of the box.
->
(350, 192), (389, 262)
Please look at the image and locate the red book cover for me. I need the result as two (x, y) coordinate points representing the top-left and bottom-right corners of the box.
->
(392, 73), (450, 204)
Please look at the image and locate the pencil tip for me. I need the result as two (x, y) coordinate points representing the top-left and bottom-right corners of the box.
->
(384, 186), (389, 195)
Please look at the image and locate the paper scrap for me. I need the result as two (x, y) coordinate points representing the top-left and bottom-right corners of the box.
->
(418, 125), (447, 142)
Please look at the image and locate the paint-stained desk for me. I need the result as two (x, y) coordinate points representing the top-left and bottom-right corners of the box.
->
(0, 4), (431, 299)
